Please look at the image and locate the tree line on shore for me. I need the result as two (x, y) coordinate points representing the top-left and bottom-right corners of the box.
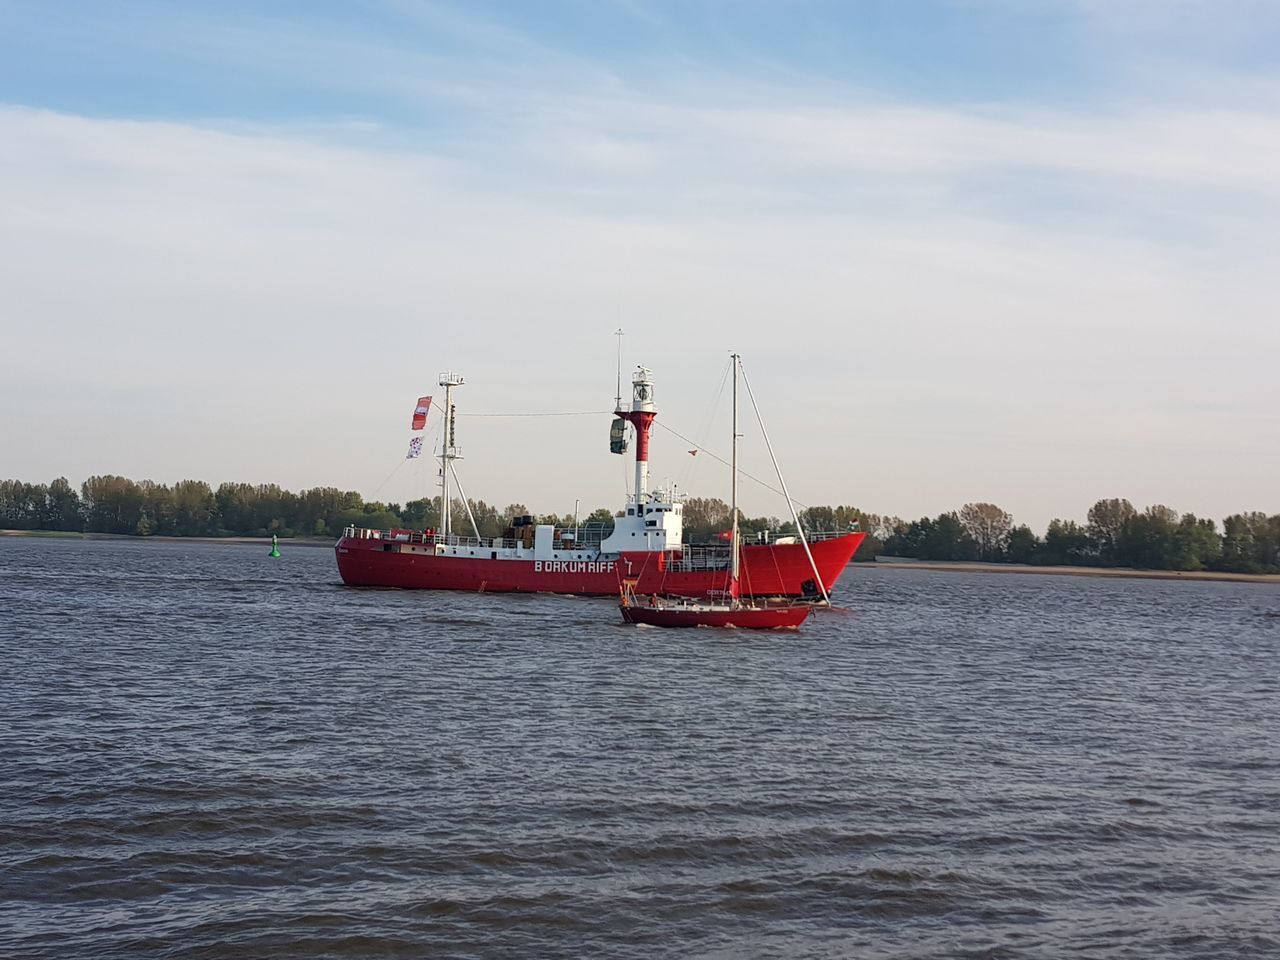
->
(855, 499), (1280, 575)
(0, 475), (527, 541)
(2, 476), (1277, 573)
(680, 498), (1280, 573)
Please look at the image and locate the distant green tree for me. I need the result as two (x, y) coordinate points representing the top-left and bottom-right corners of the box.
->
(682, 497), (731, 542)
(958, 502), (1013, 561)
(501, 503), (531, 524)
(929, 511), (978, 560)
(437, 497), (469, 533)
(297, 486), (364, 536)
(401, 497), (439, 531)
(581, 507), (615, 537)
(1040, 519), (1093, 565)
(214, 482), (254, 534)
(45, 477), (84, 531)
(739, 514), (784, 541)
(1218, 512), (1280, 573)
(138, 480), (176, 536)
(799, 505), (881, 560)
(465, 499), (502, 539)
(845, 509), (884, 561)
(166, 479), (213, 535)
(883, 517), (923, 557)
(1219, 513), (1259, 572)
(1087, 498), (1136, 566)
(1170, 514), (1221, 571)
(799, 505), (837, 531)
(1117, 505), (1179, 569)
(1261, 515), (1280, 573)
(0, 480), (42, 529)
(399, 496), (492, 537)
(82, 475), (145, 534)
(885, 512), (977, 561)
(1005, 524), (1040, 564)
(254, 484), (299, 537)
(360, 509), (402, 531)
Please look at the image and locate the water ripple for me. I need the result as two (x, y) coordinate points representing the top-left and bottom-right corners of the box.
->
(2, 537), (1279, 959)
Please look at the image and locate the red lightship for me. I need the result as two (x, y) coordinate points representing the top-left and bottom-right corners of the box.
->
(335, 367), (863, 599)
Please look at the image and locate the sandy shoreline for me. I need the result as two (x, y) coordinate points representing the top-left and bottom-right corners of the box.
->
(862, 559), (1280, 584)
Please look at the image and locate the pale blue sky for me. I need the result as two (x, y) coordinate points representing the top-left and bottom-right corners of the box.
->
(1, 1), (1277, 528)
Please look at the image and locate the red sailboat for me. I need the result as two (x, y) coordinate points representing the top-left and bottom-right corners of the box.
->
(619, 591), (812, 629)
(619, 353), (821, 630)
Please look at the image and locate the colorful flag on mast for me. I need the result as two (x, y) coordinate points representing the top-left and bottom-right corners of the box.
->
(406, 437), (424, 459)
(410, 396), (432, 430)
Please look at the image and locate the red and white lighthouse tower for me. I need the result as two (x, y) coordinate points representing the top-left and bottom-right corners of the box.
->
(600, 365), (683, 554)
(619, 366), (657, 501)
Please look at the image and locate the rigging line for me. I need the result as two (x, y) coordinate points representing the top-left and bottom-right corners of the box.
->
(679, 359), (732, 491)
(739, 359), (829, 605)
(458, 410), (611, 418)
(369, 457), (408, 501)
(653, 420), (812, 511)
(369, 420), (441, 502)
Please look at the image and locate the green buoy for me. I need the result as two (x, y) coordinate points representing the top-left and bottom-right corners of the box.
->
(269, 534), (281, 558)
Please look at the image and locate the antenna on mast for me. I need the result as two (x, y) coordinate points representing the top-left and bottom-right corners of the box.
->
(614, 328), (625, 412)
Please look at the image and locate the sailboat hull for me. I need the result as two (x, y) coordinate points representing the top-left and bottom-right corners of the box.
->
(620, 601), (812, 629)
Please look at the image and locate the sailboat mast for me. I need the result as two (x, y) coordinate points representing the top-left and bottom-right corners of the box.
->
(730, 353), (740, 584)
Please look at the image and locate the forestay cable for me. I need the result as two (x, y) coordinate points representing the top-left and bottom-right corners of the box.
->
(459, 410), (610, 418)
(738, 359), (829, 605)
(653, 421), (813, 511)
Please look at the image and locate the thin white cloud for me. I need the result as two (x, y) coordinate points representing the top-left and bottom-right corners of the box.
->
(2, 0), (1279, 526)
(2, 98), (1276, 529)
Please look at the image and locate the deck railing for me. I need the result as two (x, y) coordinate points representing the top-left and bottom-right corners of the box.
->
(340, 525), (612, 552)
(341, 525), (852, 551)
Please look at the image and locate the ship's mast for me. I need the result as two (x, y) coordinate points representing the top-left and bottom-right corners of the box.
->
(437, 371), (464, 541)
(730, 353), (741, 587)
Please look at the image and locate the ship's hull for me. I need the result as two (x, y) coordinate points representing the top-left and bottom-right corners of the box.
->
(620, 601), (811, 629)
(335, 532), (864, 598)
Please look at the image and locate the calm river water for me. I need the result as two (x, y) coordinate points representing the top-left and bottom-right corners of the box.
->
(2, 537), (1278, 958)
